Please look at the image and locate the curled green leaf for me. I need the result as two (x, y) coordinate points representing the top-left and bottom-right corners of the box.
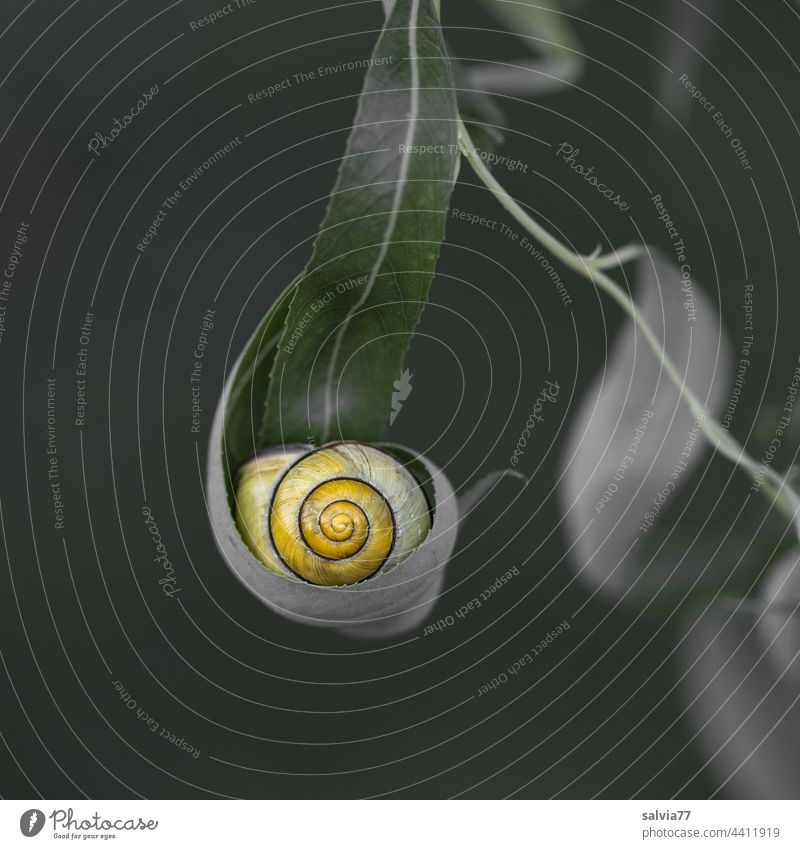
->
(262, 0), (460, 446)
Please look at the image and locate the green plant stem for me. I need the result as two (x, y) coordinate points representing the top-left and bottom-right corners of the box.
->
(457, 118), (799, 524)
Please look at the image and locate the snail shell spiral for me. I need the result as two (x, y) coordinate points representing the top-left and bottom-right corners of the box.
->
(234, 442), (432, 586)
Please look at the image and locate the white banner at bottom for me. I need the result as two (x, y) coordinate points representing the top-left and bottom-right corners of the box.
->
(1, 799), (797, 848)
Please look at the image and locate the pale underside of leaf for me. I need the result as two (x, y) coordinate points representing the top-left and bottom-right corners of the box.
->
(678, 562), (800, 799)
(465, 0), (586, 97)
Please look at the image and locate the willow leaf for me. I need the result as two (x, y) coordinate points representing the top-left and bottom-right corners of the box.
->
(559, 251), (732, 606)
(261, 0), (459, 446)
(223, 281), (297, 471)
(465, 0), (585, 97)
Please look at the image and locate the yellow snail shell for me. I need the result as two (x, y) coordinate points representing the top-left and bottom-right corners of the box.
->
(234, 442), (432, 587)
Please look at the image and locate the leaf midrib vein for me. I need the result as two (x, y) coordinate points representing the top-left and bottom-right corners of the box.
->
(320, 0), (422, 441)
